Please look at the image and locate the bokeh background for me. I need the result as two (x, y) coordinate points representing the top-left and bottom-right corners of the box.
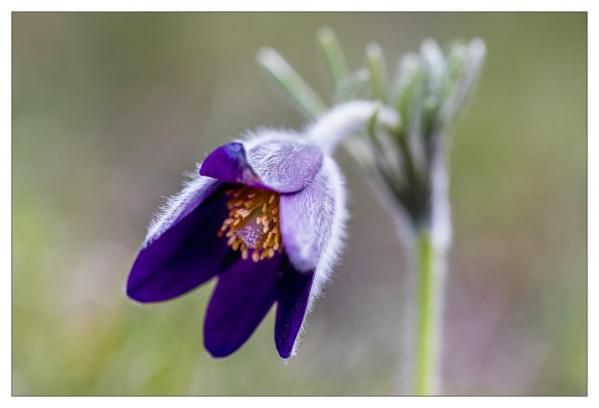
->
(12, 12), (586, 395)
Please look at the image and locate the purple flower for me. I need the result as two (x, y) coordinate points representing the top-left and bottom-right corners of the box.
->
(126, 129), (347, 359)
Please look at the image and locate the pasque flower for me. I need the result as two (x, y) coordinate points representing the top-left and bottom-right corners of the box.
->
(127, 129), (347, 359)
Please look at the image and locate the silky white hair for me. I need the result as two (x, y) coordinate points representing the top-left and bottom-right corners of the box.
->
(144, 168), (219, 248)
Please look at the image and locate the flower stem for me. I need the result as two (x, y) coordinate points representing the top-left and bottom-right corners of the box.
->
(412, 226), (445, 395)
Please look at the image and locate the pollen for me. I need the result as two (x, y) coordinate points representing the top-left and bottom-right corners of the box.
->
(217, 185), (283, 262)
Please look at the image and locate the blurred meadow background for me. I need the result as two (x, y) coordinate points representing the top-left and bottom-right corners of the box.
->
(12, 13), (586, 395)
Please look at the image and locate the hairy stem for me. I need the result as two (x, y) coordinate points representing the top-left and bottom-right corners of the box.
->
(306, 100), (399, 153)
(412, 226), (446, 395)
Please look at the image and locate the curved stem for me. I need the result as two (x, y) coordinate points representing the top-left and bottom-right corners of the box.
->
(306, 100), (399, 153)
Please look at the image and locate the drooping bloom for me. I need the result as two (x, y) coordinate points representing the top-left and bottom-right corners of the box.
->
(126, 129), (347, 359)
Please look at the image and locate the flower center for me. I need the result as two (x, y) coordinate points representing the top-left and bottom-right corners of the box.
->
(218, 185), (283, 262)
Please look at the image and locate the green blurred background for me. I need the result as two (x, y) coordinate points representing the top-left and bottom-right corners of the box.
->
(12, 12), (586, 395)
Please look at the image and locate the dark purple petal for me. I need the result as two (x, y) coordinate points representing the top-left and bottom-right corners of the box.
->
(199, 143), (263, 188)
(199, 132), (323, 193)
(275, 259), (315, 359)
(127, 178), (229, 303)
(279, 158), (346, 272)
(204, 255), (281, 358)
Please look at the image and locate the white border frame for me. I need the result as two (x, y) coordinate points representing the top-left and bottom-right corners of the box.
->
(2, 1), (594, 406)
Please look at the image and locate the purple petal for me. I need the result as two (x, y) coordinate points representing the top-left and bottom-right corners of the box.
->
(275, 259), (315, 359)
(204, 255), (281, 358)
(126, 176), (229, 303)
(279, 157), (347, 273)
(199, 130), (323, 193)
(198, 142), (261, 187)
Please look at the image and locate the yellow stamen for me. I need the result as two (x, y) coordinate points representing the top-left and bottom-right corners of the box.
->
(218, 185), (284, 262)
